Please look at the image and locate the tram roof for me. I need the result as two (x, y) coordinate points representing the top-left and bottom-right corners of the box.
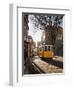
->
(39, 44), (53, 47)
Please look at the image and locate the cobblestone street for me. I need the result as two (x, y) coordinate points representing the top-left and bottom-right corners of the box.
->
(32, 56), (63, 73)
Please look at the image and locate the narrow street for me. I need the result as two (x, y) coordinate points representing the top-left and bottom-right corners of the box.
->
(31, 56), (63, 74)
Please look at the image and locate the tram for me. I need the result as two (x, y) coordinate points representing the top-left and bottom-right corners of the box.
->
(38, 45), (54, 59)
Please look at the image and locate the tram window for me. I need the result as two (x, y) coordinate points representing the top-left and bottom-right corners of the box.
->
(39, 47), (43, 51)
(48, 46), (50, 51)
(39, 48), (41, 51)
(42, 47), (44, 51)
(45, 46), (47, 51)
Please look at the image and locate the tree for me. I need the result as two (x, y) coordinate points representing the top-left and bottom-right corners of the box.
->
(30, 14), (63, 45)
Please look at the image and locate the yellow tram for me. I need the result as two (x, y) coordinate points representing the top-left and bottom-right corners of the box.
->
(38, 45), (54, 59)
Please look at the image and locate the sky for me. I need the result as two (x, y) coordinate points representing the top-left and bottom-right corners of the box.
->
(28, 15), (43, 46)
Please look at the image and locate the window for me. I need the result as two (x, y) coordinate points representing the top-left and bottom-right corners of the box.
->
(48, 46), (50, 51)
(45, 46), (47, 51)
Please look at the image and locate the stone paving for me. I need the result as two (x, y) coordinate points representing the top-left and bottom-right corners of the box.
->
(33, 56), (63, 73)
